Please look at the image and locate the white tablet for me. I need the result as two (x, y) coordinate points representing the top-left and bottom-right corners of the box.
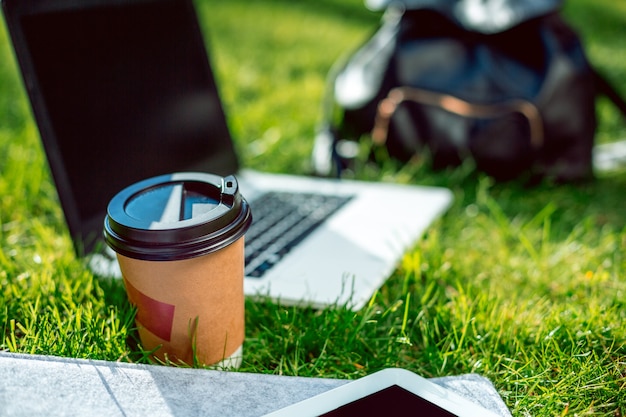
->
(263, 368), (504, 417)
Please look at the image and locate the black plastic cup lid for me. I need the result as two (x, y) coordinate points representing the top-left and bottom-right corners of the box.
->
(103, 172), (252, 261)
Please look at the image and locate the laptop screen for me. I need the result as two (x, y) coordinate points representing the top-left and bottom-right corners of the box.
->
(3, 0), (239, 254)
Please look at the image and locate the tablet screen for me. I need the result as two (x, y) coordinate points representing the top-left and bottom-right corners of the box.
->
(321, 384), (456, 417)
(261, 368), (504, 417)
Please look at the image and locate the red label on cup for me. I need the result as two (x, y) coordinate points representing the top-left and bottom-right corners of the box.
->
(124, 279), (175, 342)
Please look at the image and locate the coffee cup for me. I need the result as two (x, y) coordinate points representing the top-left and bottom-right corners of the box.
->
(103, 172), (252, 367)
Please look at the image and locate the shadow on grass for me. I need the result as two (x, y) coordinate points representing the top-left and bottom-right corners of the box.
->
(474, 174), (626, 241)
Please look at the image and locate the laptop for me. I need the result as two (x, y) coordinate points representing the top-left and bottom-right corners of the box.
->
(2, 0), (453, 310)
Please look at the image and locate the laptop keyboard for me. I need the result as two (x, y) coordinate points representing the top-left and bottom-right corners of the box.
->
(244, 191), (354, 278)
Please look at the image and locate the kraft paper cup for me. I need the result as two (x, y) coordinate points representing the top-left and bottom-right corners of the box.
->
(103, 172), (252, 367)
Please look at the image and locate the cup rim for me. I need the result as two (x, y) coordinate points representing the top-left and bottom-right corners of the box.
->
(103, 172), (252, 261)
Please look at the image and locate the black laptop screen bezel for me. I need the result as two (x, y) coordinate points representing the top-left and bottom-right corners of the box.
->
(2, 0), (240, 255)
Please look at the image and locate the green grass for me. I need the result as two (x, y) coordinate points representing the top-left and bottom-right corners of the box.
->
(1, 0), (625, 415)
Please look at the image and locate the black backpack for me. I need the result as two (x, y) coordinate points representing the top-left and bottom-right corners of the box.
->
(312, 0), (626, 182)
